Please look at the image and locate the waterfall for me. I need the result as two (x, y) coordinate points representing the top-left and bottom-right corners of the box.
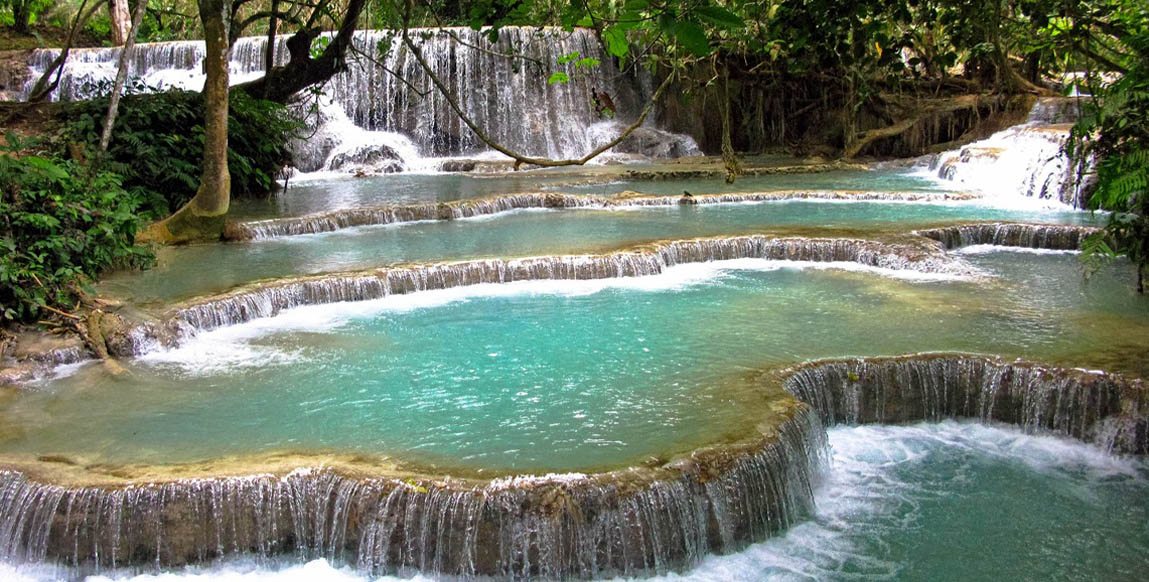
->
(783, 354), (1148, 455)
(924, 99), (1093, 208)
(226, 190), (975, 240)
(915, 223), (1099, 251)
(22, 28), (697, 162)
(0, 407), (825, 577)
(0, 345), (88, 385)
(115, 235), (969, 356)
(22, 36), (279, 101)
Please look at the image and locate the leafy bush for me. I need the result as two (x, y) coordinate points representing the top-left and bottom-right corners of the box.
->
(1067, 28), (1149, 293)
(0, 133), (153, 322)
(58, 86), (302, 219)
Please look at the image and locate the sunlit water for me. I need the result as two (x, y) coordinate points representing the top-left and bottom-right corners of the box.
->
(8, 251), (1148, 472)
(233, 168), (953, 220)
(4, 423), (1145, 581)
(100, 199), (1097, 304)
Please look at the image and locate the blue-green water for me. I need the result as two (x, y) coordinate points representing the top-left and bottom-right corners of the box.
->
(100, 200), (1097, 304)
(5, 423), (1146, 582)
(648, 422), (1149, 581)
(9, 251), (1148, 471)
(556, 168), (949, 197)
(233, 168), (951, 220)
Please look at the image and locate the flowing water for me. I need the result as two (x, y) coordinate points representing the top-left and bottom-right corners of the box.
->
(232, 167), (949, 220)
(3, 50), (1141, 579)
(2, 423), (1145, 581)
(7, 251), (1149, 472)
(100, 197), (1096, 304)
(21, 28), (696, 162)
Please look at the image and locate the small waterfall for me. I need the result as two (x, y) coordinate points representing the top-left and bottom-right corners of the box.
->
(227, 190), (975, 240)
(783, 354), (1148, 455)
(927, 100), (1092, 207)
(291, 100), (429, 174)
(21, 28), (694, 162)
(0, 345), (89, 385)
(1025, 97), (1082, 125)
(0, 407), (825, 576)
(915, 223), (1099, 250)
(118, 235), (968, 356)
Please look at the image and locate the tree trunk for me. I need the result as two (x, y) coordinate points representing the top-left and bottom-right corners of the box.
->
(12, 0), (31, 34)
(98, 0), (148, 153)
(262, 0), (279, 99)
(137, 0), (231, 244)
(109, 0), (132, 45)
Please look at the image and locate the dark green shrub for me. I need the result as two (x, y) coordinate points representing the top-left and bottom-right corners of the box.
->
(58, 86), (302, 219)
(0, 133), (153, 322)
(1067, 28), (1149, 293)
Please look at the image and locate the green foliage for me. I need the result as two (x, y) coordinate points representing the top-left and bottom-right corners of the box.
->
(1067, 22), (1149, 291)
(1, 0), (52, 32)
(0, 133), (153, 322)
(58, 85), (302, 219)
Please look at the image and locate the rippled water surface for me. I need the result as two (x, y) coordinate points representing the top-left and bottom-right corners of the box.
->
(100, 199), (1096, 304)
(7, 251), (1149, 470)
(232, 168), (951, 220)
(5, 423), (1146, 581)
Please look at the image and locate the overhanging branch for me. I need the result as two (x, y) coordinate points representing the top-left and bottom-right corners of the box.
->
(399, 24), (674, 169)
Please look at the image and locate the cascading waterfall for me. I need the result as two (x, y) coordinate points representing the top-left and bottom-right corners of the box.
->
(115, 235), (969, 356)
(22, 36), (280, 101)
(926, 98), (1092, 207)
(20, 28), (699, 163)
(782, 354), (1148, 455)
(915, 223), (1099, 250)
(226, 190), (975, 240)
(0, 407), (826, 577)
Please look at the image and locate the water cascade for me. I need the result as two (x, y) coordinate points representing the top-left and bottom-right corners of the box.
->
(117, 235), (970, 356)
(915, 223), (1099, 250)
(21, 28), (699, 162)
(0, 404), (824, 577)
(226, 190), (978, 240)
(927, 99), (1091, 207)
(782, 354), (1148, 454)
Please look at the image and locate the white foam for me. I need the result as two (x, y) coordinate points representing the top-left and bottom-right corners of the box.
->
(78, 558), (432, 582)
(955, 244), (1081, 256)
(604, 421), (1145, 582)
(135, 259), (964, 375)
(3, 424), (1141, 581)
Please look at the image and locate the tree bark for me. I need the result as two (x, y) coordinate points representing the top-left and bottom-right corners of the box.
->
(137, 0), (231, 244)
(98, 0), (149, 153)
(109, 0), (132, 45)
(262, 0), (279, 99)
(12, 0), (31, 33)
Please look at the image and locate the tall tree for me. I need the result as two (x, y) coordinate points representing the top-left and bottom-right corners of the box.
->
(109, 0), (133, 45)
(137, 0), (232, 243)
(99, 0), (149, 153)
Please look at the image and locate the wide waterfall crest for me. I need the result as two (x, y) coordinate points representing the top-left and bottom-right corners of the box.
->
(782, 354), (1148, 455)
(0, 408), (827, 578)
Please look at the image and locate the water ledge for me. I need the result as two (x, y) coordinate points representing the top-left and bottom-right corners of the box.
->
(225, 190), (981, 240)
(0, 353), (1145, 577)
